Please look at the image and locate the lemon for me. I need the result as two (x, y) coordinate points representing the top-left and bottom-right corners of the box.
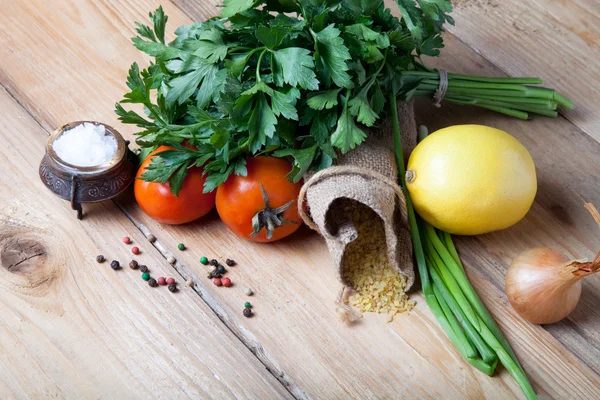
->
(406, 125), (537, 235)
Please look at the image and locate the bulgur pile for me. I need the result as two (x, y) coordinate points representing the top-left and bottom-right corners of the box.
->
(341, 200), (415, 318)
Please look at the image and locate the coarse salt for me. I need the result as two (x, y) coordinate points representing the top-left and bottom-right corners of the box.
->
(53, 122), (117, 167)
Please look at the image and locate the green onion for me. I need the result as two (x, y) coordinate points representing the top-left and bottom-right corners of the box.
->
(390, 96), (537, 399)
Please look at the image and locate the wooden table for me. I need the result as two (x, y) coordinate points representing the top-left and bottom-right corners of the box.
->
(1, 1), (599, 398)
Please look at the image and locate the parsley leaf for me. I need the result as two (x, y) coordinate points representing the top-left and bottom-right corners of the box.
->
(307, 89), (341, 110)
(331, 92), (367, 152)
(221, 0), (258, 18)
(248, 93), (278, 153)
(313, 25), (354, 89)
(272, 48), (319, 90)
(271, 88), (301, 120)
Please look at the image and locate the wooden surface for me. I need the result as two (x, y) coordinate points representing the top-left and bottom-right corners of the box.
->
(1, 0), (599, 399)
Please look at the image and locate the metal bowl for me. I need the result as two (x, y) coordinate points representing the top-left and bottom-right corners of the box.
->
(39, 121), (137, 219)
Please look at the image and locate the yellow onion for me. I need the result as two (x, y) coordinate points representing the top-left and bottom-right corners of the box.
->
(505, 203), (600, 324)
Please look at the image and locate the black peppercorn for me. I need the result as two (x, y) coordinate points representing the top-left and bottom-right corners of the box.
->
(211, 271), (222, 279)
(209, 259), (219, 266)
(243, 308), (253, 318)
(129, 260), (139, 269)
(140, 265), (149, 273)
(226, 259), (235, 267)
(216, 265), (226, 274)
(168, 284), (177, 293)
(96, 255), (105, 263)
(148, 278), (158, 287)
(110, 260), (120, 270)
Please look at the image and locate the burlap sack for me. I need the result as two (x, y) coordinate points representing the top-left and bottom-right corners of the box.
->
(298, 101), (418, 290)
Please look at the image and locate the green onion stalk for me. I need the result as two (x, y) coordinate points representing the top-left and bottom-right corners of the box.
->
(389, 96), (537, 399)
(404, 71), (573, 120)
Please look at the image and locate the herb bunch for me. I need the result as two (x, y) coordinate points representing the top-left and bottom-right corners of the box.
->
(116, 0), (570, 195)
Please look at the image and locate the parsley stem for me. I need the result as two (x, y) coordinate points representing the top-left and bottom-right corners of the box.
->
(256, 48), (268, 82)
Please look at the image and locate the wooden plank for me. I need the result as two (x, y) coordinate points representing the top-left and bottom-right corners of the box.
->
(0, 85), (290, 398)
(448, 0), (600, 143)
(0, 0), (599, 398)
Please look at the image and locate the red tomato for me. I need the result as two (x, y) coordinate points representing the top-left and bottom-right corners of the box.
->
(216, 156), (303, 242)
(134, 146), (216, 225)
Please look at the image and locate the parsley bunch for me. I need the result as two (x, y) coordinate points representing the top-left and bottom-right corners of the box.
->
(116, 0), (569, 195)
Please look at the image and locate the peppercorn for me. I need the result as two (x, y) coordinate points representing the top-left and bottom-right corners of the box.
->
(167, 256), (176, 265)
(200, 256), (209, 265)
(166, 277), (175, 285)
(142, 272), (150, 281)
(211, 271), (222, 279)
(226, 259), (235, 267)
(123, 236), (131, 244)
(168, 284), (177, 293)
(158, 277), (167, 286)
(222, 277), (231, 287)
(213, 278), (222, 287)
(210, 265), (217, 272)
(244, 288), (253, 296)
(132, 246), (140, 255)
(186, 279), (193, 287)
(96, 255), (105, 263)
(244, 302), (252, 308)
(110, 260), (120, 270)
(216, 265), (226, 274)
(209, 259), (218, 266)
(147, 234), (156, 243)
(129, 260), (139, 270)
(206, 272), (214, 279)
(177, 243), (185, 251)
(243, 308), (253, 318)
(148, 278), (158, 287)
(140, 265), (149, 273)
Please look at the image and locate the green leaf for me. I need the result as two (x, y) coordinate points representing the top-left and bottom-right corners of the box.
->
(418, 34), (444, 57)
(370, 81), (386, 115)
(132, 37), (187, 60)
(256, 26), (288, 49)
(310, 110), (337, 142)
(272, 143), (318, 182)
(140, 149), (200, 195)
(216, 76), (243, 114)
(184, 29), (231, 63)
(196, 67), (227, 108)
(221, 0), (257, 18)
(345, 24), (390, 48)
(135, 22), (156, 42)
(331, 95), (366, 152)
(226, 50), (256, 78)
(241, 80), (274, 96)
(272, 47), (319, 90)
(248, 93), (278, 153)
(115, 103), (153, 127)
(203, 158), (247, 192)
(348, 86), (379, 126)
(313, 25), (354, 89)
(307, 89), (341, 111)
(271, 88), (300, 120)
(151, 6), (167, 44)
(165, 63), (211, 104)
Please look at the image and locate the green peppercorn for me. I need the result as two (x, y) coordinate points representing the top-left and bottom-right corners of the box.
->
(177, 243), (185, 251)
(142, 272), (150, 281)
(216, 265), (226, 274)
(200, 256), (209, 265)
(244, 302), (252, 308)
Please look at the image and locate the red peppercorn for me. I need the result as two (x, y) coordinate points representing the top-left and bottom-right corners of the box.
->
(132, 246), (140, 255)
(166, 277), (175, 285)
(213, 278), (222, 286)
(158, 277), (167, 286)
(123, 236), (131, 244)
(222, 277), (231, 287)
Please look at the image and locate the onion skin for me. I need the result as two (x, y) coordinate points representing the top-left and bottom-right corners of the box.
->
(506, 247), (582, 324)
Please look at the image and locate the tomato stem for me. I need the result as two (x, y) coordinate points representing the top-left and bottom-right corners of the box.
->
(250, 183), (297, 240)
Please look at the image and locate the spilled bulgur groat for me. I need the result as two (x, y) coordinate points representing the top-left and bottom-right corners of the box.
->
(341, 200), (415, 319)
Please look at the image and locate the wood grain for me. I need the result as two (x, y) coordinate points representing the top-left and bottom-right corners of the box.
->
(0, 0), (599, 399)
(0, 86), (290, 398)
(449, 0), (600, 142)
